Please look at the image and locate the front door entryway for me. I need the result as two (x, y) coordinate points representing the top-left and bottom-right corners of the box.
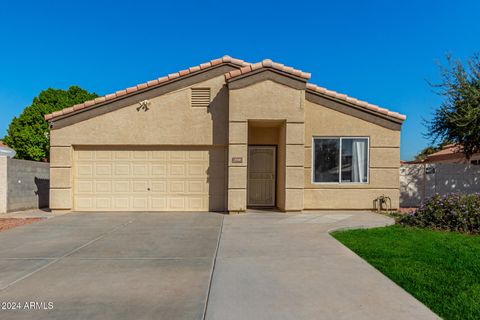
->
(247, 146), (276, 207)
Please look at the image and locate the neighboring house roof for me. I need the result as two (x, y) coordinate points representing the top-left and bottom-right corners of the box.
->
(424, 144), (466, 163)
(44, 56), (406, 122)
(421, 144), (480, 164)
(0, 140), (16, 158)
(427, 144), (459, 157)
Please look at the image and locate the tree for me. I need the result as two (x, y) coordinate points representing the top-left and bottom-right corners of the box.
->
(414, 145), (439, 161)
(413, 140), (451, 162)
(426, 53), (480, 159)
(3, 86), (98, 161)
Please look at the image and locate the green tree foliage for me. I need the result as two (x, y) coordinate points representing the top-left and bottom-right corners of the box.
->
(427, 53), (480, 159)
(3, 86), (98, 161)
(414, 140), (451, 162)
(414, 145), (439, 161)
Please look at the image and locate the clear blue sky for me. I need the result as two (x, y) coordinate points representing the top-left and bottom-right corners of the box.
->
(1, 0), (479, 160)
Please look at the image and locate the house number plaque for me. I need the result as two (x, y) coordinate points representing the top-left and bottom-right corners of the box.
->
(232, 157), (243, 163)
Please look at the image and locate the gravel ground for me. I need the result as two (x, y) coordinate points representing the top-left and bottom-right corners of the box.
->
(0, 218), (43, 232)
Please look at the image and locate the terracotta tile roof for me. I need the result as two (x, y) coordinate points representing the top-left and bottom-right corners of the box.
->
(224, 59), (311, 81)
(427, 144), (462, 157)
(44, 56), (405, 123)
(44, 56), (249, 121)
(306, 83), (406, 121)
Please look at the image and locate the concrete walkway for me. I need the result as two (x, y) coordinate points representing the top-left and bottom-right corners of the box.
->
(0, 211), (439, 319)
(205, 211), (439, 320)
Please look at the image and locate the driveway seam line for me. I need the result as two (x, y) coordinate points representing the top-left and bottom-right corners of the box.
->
(202, 214), (224, 320)
(0, 218), (136, 292)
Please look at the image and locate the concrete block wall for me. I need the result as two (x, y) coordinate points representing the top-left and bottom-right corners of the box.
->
(0, 157), (50, 213)
(400, 163), (480, 207)
(0, 157), (6, 213)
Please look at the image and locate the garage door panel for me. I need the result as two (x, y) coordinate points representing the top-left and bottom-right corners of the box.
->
(151, 164), (167, 177)
(113, 181), (130, 192)
(95, 151), (112, 160)
(95, 181), (112, 193)
(78, 151), (94, 160)
(151, 197), (167, 210)
(133, 198), (148, 210)
(113, 197), (130, 209)
(75, 196), (93, 210)
(114, 164), (130, 176)
(77, 164), (93, 177)
(169, 181), (186, 193)
(168, 198), (185, 210)
(133, 163), (149, 176)
(74, 149), (225, 211)
(133, 181), (149, 193)
(169, 164), (186, 177)
(133, 151), (148, 160)
(77, 181), (94, 193)
(114, 151), (130, 160)
(188, 197), (206, 210)
(150, 181), (167, 192)
(188, 181), (207, 193)
(95, 164), (112, 177)
(188, 164), (206, 176)
(188, 151), (208, 161)
(151, 150), (166, 159)
(168, 151), (184, 161)
(95, 198), (111, 209)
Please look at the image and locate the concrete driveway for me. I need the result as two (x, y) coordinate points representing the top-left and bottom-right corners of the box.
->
(0, 211), (438, 320)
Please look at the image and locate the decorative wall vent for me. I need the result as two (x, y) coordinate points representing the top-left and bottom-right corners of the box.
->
(191, 88), (211, 107)
(137, 99), (151, 112)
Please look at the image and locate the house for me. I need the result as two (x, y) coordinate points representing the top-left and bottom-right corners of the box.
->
(423, 144), (480, 165)
(0, 141), (16, 158)
(45, 56), (405, 213)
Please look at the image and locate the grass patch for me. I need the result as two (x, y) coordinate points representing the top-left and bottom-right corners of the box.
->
(332, 225), (480, 320)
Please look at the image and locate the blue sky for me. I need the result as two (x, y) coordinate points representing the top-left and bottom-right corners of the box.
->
(0, 0), (479, 160)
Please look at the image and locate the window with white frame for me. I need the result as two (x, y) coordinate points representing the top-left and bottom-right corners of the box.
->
(312, 137), (369, 183)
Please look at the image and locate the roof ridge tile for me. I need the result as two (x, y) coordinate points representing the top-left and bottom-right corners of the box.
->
(44, 56), (405, 123)
(225, 58), (311, 81)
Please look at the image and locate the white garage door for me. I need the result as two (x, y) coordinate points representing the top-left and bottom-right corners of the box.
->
(74, 148), (225, 211)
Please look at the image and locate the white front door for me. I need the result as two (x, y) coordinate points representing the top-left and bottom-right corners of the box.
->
(247, 146), (276, 207)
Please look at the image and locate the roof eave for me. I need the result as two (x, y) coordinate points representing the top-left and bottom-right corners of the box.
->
(305, 87), (406, 124)
(45, 57), (248, 122)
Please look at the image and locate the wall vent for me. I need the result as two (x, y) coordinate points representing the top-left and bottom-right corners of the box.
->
(191, 88), (211, 107)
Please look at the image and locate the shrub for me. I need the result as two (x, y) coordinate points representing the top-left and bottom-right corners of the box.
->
(399, 193), (480, 234)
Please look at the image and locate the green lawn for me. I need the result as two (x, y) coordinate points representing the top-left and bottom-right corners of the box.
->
(331, 225), (480, 320)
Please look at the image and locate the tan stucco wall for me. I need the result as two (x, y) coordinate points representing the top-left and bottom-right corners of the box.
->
(304, 100), (401, 209)
(51, 76), (228, 147)
(49, 70), (402, 212)
(248, 126), (279, 145)
(49, 76), (229, 211)
(228, 80), (305, 212)
(276, 123), (286, 210)
(0, 157), (6, 213)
